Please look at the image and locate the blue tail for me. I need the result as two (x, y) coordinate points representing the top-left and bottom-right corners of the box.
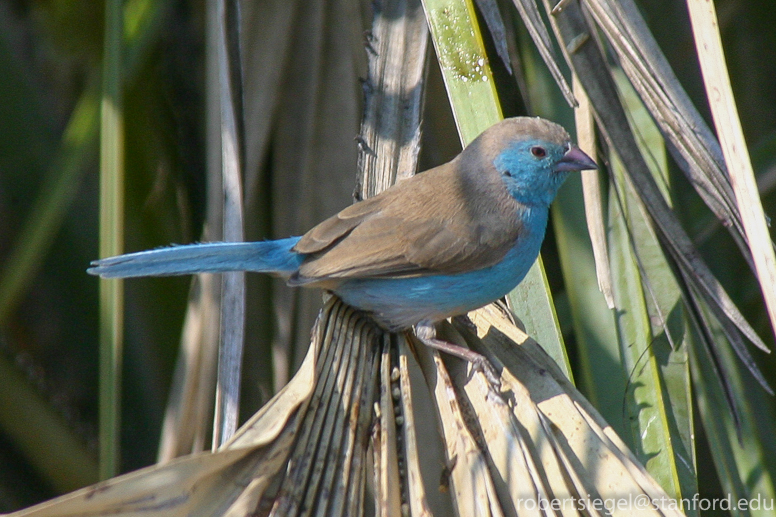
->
(88, 237), (304, 278)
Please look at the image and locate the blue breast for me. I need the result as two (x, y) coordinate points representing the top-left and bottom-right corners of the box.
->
(332, 207), (547, 331)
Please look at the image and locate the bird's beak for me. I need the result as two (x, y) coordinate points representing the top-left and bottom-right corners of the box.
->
(554, 146), (598, 172)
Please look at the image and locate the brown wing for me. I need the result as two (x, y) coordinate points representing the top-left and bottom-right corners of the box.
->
(289, 163), (524, 285)
(291, 194), (385, 254)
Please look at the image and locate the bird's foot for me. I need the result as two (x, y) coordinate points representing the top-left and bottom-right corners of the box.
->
(415, 320), (501, 391)
(452, 314), (477, 334)
(469, 355), (502, 389)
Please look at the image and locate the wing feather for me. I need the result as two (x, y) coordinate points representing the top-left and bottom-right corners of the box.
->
(290, 160), (525, 285)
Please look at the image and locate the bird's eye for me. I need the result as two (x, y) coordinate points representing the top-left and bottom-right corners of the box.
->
(531, 146), (547, 158)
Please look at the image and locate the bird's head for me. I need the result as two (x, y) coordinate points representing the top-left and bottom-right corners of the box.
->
(463, 117), (598, 207)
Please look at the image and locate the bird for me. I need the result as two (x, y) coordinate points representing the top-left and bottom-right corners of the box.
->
(89, 117), (597, 383)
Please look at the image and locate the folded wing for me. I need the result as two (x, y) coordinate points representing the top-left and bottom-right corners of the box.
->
(290, 164), (525, 285)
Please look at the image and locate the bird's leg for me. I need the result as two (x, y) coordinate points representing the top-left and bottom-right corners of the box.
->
(451, 314), (477, 334)
(414, 320), (501, 389)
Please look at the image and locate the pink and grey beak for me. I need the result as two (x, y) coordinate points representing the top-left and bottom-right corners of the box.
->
(554, 146), (598, 172)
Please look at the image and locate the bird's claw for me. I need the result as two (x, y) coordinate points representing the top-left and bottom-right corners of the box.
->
(471, 355), (502, 392)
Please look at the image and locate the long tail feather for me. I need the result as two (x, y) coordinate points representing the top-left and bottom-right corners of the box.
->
(88, 237), (304, 278)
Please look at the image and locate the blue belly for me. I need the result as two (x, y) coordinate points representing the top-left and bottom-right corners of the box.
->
(333, 229), (544, 331)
